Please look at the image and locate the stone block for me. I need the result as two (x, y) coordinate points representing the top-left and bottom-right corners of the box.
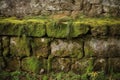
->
(5, 57), (20, 71)
(0, 21), (45, 37)
(109, 24), (120, 36)
(51, 58), (71, 72)
(93, 58), (107, 72)
(108, 58), (120, 73)
(91, 26), (108, 36)
(51, 39), (83, 58)
(0, 57), (5, 71)
(31, 38), (50, 58)
(21, 57), (47, 74)
(71, 58), (94, 74)
(84, 38), (120, 58)
(71, 23), (89, 37)
(2, 37), (10, 57)
(10, 36), (31, 57)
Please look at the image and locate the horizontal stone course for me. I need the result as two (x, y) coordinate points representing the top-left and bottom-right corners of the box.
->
(0, 17), (120, 38)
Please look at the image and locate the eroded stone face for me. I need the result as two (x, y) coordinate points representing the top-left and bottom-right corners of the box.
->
(51, 39), (83, 58)
(0, 0), (119, 17)
(71, 58), (93, 74)
(108, 58), (120, 73)
(31, 38), (50, 58)
(10, 36), (31, 57)
(84, 38), (120, 58)
(52, 58), (71, 72)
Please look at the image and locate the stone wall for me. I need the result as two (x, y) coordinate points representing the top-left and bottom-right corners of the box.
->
(0, 17), (120, 80)
(0, 0), (120, 17)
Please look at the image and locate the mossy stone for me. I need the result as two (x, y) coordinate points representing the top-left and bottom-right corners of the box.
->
(31, 38), (50, 58)
(46, 22), (71, 38)
(71, 58), (94, 74)
(0, 57), (5, 71)
(71, 23), (89, 37)
(52, 58), (71, 72)
(5, 57), (20, 71)
(2, 37), (10, 57)
(26, 21), (45, 37)
(21, 57), (41, 73)
(10, 36), (31, 57)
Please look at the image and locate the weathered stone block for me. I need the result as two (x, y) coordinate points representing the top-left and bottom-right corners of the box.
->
(46, 22), (71, 38)
(0, 21), (45, 37)
(0, 57), (5, 71)
(84, 38), (120, 58)
(71, 58), (94, 74)
(0, 37), (2, 56)
(21, 57), (47, 74)
(88, 0), (102, 4)
(5, 57), (20, 71)
(52, 58), (71, 72)
(71, 23), (89, 37)
(109, 24), (120, 36)
(10, 36), (31, 57)
(51, 39), (83, 58)
(31, 38), (50, 58)
(91, 26), (108, 36)
(2, 37), (10, 57)
(108, 58), (120, 73)
(93, 58), (107, 72)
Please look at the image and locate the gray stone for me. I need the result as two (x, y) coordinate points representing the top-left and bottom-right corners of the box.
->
(84, 38), (120, 58)
(51, 39), (83, 58)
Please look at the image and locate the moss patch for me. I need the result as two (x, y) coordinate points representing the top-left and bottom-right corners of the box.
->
(21, 57), (40, 73)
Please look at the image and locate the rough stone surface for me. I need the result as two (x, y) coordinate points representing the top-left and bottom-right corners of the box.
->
(31, 38), (50, 58)
(2, 37), (10, 57)
(71, 58), (93, 74)
(0, 0), (120, 17)
(21, 57), (42, 73)
(108, 58), (120, 73)
(10, 36), (31, 57)
(52, 58), (71, 72)
(84, 38), (120, 58)
(51, 39), (83, 58)
(5, 57), (20, 71)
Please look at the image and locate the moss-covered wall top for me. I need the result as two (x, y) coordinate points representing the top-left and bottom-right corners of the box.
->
(0, 0), (120, 17)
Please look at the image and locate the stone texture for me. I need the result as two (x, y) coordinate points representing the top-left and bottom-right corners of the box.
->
(21, 57), (46, 73)
(71, 58), (93, 74)
(84, 38), (120, 58)
(31, 38), (50, 58)
(52, 58), (71, 72)
(0, 0), (119, 17)
(109, 24), (120, 36)
(91, 26), (108, 36)
(108, 58), (120, 73)
(10, 36), (31, 57)
(0, 57), (5, 71)
(0, 37), (2, 56)
(51, 39), (83, 58)
(2, 37), (10, 57)
(0, 21), (45, 37)
(5, 57), (20, 71)
(93, 58), (107, 72)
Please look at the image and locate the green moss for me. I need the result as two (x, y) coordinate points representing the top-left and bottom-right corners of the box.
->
(0, 17), (120, 38)
(46, 21), (70, 38)
(71, 23), (89, 37)
(22, 57), (40, 73)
